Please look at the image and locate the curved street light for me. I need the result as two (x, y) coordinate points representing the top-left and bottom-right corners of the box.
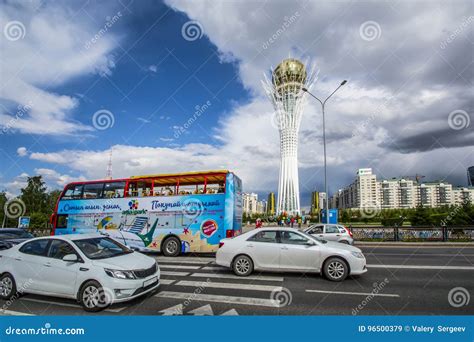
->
(302, 80), (347, 223)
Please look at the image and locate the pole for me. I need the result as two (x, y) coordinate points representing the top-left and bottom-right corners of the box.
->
(322, 102), (329, 223)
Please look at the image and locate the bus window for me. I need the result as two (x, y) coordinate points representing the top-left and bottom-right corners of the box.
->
(205, 182), (225, 194)
(128, 180), (153, 197)
(178, 184), (203, 195)
(62, 184), (83, 200)
(83, 183), (105, 199)
(103, 181), (126, 198)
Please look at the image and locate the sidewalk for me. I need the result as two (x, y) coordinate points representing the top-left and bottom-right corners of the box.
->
(355, 241), (474, 247)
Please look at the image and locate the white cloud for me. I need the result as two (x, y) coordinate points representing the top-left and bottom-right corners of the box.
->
(17, 147), (27, 157)
(0, 1), (120, 135)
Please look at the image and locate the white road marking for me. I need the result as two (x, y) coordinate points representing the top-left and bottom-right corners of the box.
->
(160, 279), (175, 285)
(0, 309), (34, 316)
(155, 291), (281, 307)
(160, 271), (190, 276)
(367, 264), (474, 270)
(189, 272), (284, 282)
(188, 304), (214, 316)
(156, 257), (214, 263)
(176, 280), (283, 292)
(221, 308), (239, 315)
(20, 298), (125, 312)
(160, 265), (201, 270)
(365, 253), (474, 257)
(159, 304), (183, 315)
(306, 289), (400, 297)
(201, 266), (227, 271)
(156, 259), (212, 265)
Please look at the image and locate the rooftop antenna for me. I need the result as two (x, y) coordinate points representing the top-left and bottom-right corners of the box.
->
(106, 148), (113, 180)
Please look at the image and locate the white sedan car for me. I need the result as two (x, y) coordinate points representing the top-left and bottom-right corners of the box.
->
(216, 228), (366, 281)
(0, 234), (160, 312)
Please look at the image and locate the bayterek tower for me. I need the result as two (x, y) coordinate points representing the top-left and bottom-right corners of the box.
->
(262, 58), (315, 215)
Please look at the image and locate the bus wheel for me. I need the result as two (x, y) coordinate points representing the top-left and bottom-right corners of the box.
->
(162, 237), (181, 257)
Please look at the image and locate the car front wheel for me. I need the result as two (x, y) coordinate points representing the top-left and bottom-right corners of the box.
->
(0, 273), (17, 300)
(79, 280), (111, 312)
(323, 257), (348, 282)
(232, 255), (253, 276)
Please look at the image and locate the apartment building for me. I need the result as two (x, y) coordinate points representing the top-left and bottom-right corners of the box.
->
(331, 168), (473, 210)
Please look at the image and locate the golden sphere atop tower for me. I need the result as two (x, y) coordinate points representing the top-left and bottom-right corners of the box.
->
(272, 58), (307, 87)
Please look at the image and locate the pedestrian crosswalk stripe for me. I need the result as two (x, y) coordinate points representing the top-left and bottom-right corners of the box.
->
(156, 257), (214, 263)
(189, 272), (284, 282)
(201, 266), (227, 271)
(176, 280), (283, 292)
(155, 291), (280, 307)
(156, 259), (212, 265)
(160, 279), (175, 285)
(0, 309), (34, 316)
(160, 271), (190, 276)
(160, 265), (201, 270)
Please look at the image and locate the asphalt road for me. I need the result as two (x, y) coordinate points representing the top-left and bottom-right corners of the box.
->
(1, 246), (473, 316)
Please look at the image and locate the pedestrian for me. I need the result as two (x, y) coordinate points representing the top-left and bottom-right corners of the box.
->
(290, 217), (295, 228)
(298, 217), (302, 228)
(255, 218), (262, 229)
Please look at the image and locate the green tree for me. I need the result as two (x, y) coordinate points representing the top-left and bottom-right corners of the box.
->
(20, 176), (48, 215)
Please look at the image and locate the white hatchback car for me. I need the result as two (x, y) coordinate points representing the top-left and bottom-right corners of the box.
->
(304, 224), (354, 245)
(0, 234), (160, 311)
(216, 228), (366, 281)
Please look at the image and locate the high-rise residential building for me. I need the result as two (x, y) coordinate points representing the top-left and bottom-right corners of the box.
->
(332, 168), (472, 210)
(468, 166), (474, 186)
(256, 200), (267, 214)
(262, 58), (315, 215)
(242, 193), (258, 215)
(267, 192), (276, 215)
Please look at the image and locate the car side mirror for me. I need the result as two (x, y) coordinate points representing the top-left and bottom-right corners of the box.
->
(306, 240), (316, 246)
(62, 254), (78, 262)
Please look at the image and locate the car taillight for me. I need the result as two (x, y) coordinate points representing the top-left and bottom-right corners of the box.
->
(218, 242), (225, 248)
(226, 230), (234, 238)
(344, 226), (353, 237)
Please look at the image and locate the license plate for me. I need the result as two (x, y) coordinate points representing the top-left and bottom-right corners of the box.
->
(143, 276), (157, 287)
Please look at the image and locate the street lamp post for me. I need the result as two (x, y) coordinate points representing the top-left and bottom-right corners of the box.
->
(303, 80), (347, 223)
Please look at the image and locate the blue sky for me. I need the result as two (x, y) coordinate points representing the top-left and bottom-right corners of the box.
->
(1, 0), (473, 208)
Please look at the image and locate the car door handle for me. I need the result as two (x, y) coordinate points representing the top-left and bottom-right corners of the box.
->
(14, 257), (22, 261)
(43, 262), (51, 267)
(281, 246), (288, 250)
(336, 234), (341, 237)
(246, 244), (254, 248)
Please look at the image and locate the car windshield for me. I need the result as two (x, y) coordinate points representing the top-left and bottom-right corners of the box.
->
(299, 230), (327, 244)
(73, 237), (133, 260)
(0, 230), (34, 239)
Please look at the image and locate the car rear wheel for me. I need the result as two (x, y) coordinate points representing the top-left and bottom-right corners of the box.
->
(323, 257), (348, 282)
(0, 273), (16, 300)
(162, 237), (181, 257)
(232, 255), (253, 276)
(79, 280), (110, 312)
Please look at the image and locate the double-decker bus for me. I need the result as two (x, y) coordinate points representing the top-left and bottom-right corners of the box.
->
(51, 170), (242, 256)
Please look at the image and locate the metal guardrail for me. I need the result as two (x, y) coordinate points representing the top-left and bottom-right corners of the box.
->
(348, 226), (474, 242)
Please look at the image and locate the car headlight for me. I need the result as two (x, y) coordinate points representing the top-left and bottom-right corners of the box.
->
(351, 251), (365, 259)
(104, 268), (136, 279)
